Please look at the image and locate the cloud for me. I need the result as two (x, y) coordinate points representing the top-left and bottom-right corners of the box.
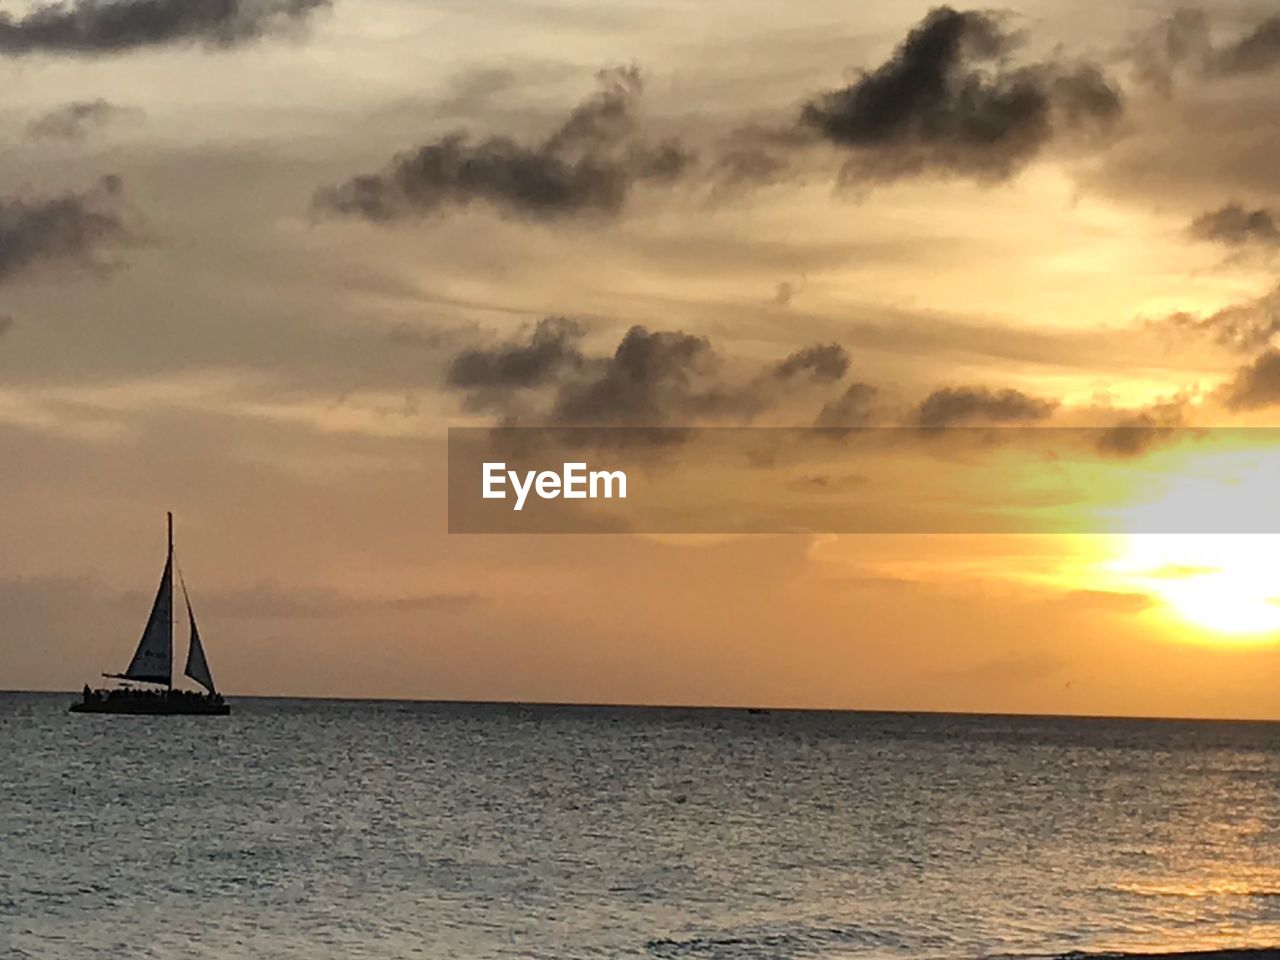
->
(0, 0), (330, 56)
(1210, 13), (1280, 77)
(441, 323), (1217, 447)
(816, 382), (879, 428)
(1093, 399), (1186, 458)
(27, 99), (139, 140)
(442, 320), (868, 426)
(386, 321), (478, 353)
(550, 326), (722, 425)
(1056, 589), (1153, 614)
(1130, 8), (1280, 87)
(446, 326), (1185, 440)
(548, 333), (858, 426)
(316, 66), (695, 223)
(446, 316), (585, 397)
(797, 6), (1123, 182)
(787, 472), (870, 492)
(436, 66), (520, 117)
(1155, 285), (1280, 352)
(706, 123), (811, 194)
(769, 343), (849, 381)
(912, 385), (1057, 429)
(1146, 563), (1218, 580)
(191, 581), (482, 619)
(0, 314), (13, 337)
(1189, 203), (1280, 247)
(1129, 7), (1211, 93)
(1222, 348), (1280, 410)
(0, 177), (131, 283)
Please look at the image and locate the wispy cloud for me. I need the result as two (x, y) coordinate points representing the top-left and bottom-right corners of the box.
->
(27, 99), (141, 141)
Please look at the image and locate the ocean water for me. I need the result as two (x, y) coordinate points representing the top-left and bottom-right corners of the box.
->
(3, 695), (1280, 960)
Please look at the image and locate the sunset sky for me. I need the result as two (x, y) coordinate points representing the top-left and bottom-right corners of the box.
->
(3, 0), (1280, 716)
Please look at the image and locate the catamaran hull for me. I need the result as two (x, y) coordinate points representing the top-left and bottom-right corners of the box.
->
(70, 699), (230, 716)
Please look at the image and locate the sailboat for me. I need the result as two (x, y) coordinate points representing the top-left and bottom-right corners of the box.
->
(71, 512), (230, 716)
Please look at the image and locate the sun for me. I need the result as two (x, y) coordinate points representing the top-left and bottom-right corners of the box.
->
(1102, 534), (1280, 641)
(1085, 441), (1280, 643)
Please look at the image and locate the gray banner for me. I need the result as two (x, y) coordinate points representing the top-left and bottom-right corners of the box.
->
(448, 427), (1280, 534)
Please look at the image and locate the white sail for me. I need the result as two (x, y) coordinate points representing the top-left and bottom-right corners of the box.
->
(118, 549), (174, 685)
(182, 587), (216, 693)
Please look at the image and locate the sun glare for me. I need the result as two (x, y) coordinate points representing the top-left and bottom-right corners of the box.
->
(1087, 443), (1280, 643)
(1103, 534), (1280, 641)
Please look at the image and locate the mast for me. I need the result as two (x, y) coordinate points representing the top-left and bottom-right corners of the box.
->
(107, 511), (175, 686)
(167, 511), (173, 690)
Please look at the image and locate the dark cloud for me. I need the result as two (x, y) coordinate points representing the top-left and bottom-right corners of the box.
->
(0, 177), (131, 283)
(1155, 285), (1280, 352)
(446, 325), (1164, 437)
(0, 314), (13, 336)
(443, 320), (866, 426)
(1222, 349), (1280, 410)
(550, 333), (859, 425)
(440, 323), (1229, 467)
(446, 316), (585, 390)
(711, 343), (852, 422)
(913, 385), (1057, 429)
(550, 326), (723, 425)
(1210, 14), (1280, 77)
(1093, 400), (1186, 458)
(817, 382), (879, 428)
(798, 6), (1123, 182)
(770, 276), (807, 308)
(27, 99), (139, 141)
(1189, 203), (1280, 247)
(769, 343), (849, 381)
(316, 67), (695, 223)
(0, 0), (330, 56)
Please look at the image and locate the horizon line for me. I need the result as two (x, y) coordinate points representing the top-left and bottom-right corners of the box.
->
(5, 689), (1280, 725)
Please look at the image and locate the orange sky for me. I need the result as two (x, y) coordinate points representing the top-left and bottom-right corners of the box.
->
(2, 0), (1280, 715)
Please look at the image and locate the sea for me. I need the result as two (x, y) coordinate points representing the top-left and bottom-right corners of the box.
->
(3, 693), (1280, 960)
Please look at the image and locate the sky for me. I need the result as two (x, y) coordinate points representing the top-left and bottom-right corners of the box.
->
(3, 0), (1280, 716)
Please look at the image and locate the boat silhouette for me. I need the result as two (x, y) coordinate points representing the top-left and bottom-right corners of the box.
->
(71, 513), (229, 716)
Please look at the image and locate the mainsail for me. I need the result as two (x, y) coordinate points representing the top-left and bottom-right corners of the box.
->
(181, 576), (216, 693)
(109, 514), (174, 685)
